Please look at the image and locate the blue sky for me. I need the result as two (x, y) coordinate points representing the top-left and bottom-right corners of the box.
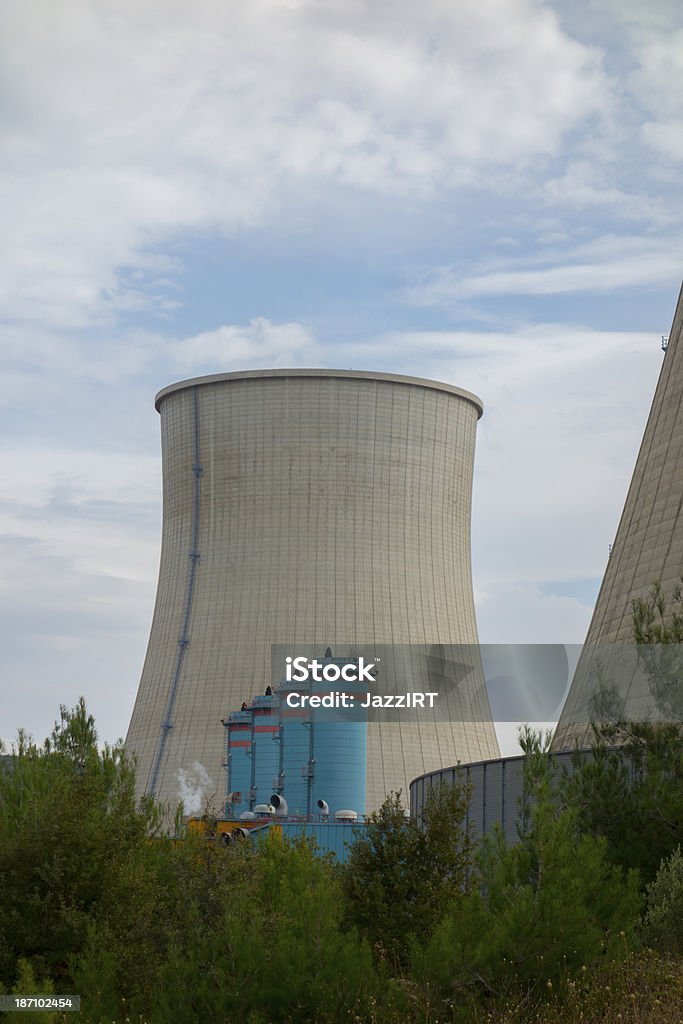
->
(1, 0), (682, 752)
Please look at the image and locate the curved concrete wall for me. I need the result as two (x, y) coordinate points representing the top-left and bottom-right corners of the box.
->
(410, 749), (591, 845)
(126, 369), (499, 809)
(553, 284), (683, 749)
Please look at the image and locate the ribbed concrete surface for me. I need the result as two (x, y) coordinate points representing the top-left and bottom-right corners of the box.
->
(553, 284), (683, 749)
(126, 370), (500, 810)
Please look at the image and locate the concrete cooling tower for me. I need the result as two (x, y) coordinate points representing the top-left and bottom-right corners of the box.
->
(126, 369), (500, 810)
(553, 283), (683, 749)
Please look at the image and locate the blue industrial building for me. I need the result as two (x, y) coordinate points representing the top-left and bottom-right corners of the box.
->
(224, 656), (367, 822)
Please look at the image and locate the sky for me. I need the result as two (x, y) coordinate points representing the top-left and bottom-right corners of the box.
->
(1, 0), (682, 755)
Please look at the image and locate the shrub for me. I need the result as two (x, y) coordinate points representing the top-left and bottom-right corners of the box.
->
(643, 845), (683, 955)
(414, 737), (642, 1008)
(342, 783), (472, 966)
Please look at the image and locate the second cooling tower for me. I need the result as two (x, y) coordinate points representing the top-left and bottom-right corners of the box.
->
(126, 369), (499, 809)
(552, 283), (683, 750)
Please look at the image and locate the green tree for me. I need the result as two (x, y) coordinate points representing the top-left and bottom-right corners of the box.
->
(342, 782), (472, 966)
(561, 581), (683, 885)
(7, 959), (59, 1024)
(138, 833), (389, 1024)
(563, 721), (683, 884)
(415, 734), (641, 1009)
(70, 826), (398, 1024)
(0, 699), (162, 995)
(643, 845), (683, 955)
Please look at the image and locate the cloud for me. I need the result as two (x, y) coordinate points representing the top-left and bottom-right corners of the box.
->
(0, 448), (160, 576)
(583, 2), (683, 163)
(0, 529), (155, 749)
(0, 448), (162, 747)
(591, 0), (682, 32)
(0, 0), (609, 326)
(406, 235), (682, 304)
(475, 582), (593, 644)
(170, 318), (320, 370)
(542, 161), (673, 223)
(642, 120), (683, 161)
(636, 30), (683, 160)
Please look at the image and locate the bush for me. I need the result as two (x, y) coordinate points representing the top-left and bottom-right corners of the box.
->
(447, 949), (683, 1024)
(140, 833), (396, 1024)
(416, 807), (641, 1007)
(643, 845), (683, 955)
(414, 738), (642, 1009)
(342, 782), (471, 966)
(563, 722), (683, 886)
(0, 699), (161, 993)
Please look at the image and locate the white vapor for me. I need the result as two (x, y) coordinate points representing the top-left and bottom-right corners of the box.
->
(176, 762), (216, 816)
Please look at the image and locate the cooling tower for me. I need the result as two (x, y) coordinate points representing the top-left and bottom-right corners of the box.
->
(126, 369), (500, 809)
(553, 283), (683, 749)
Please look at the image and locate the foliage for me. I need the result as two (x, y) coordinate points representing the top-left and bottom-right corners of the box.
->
(553, 948), (683, 1024)
(0, 698), (162, 992)
(563, 720), (683, 885)
(643, 846), (683, 955)
(632, 579), (683, 645)
(414, 733), (641, 1010)
(167, 835), (390, 1023)
(8, 960), (59, 1024)
(341, 782), (471, 966)
(432, 949), (683, 1024)
(73, 832), (395, 1024)
(559, 580), (683, 887)
(5, 702), (683, 1024)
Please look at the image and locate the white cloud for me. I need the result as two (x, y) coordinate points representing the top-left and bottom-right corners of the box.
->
(584, 3), (683, 163)
(0, 523), (157, 749)
(542, 161), (672, 223)
(0, 0), (609, 326)
(642, 120), (683, 161)
(636, 29), (683, 160)
(0, 444), (162, 747)
(170, 318), (320, 370)
(475, 582), (593, 644)
(406, 235), (682, 303)
(0, 446), (160, 578)
(590, 0), (682, 32)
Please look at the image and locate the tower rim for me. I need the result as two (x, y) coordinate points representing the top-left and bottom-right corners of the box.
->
(154, 368), (484, 419)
